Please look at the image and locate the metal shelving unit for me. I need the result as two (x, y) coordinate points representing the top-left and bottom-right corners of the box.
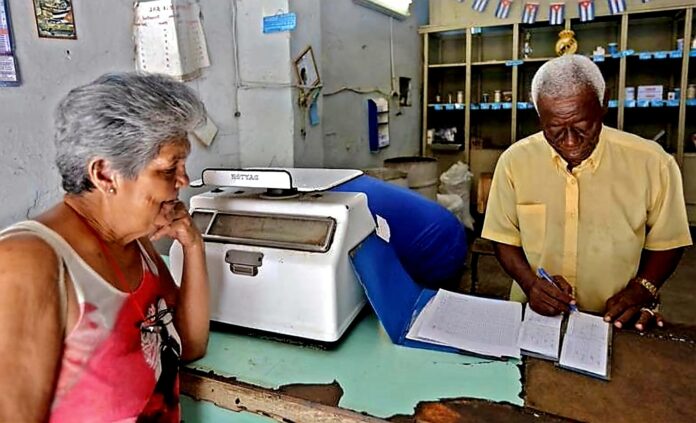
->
(420, 6), (696, 222)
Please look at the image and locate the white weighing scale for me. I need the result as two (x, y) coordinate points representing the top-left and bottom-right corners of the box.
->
(169, 168), (376, 342)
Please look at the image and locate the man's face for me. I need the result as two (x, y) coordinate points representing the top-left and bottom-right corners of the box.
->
(537, 86), (605, 169)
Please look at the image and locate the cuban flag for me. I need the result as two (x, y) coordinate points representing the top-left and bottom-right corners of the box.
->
(578, 0), (595, 22)
(472, 0), (489, 13)
(549, 3), (565, 26)
(608, 0), (626, 15)
(495, 0), (513, 19)
(521, 2), (539, 24)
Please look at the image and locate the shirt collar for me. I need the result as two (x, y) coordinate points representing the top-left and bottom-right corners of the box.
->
(548, 125), (606, 174)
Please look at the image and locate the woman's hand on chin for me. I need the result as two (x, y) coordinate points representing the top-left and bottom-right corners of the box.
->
(149, 201), (202, 249)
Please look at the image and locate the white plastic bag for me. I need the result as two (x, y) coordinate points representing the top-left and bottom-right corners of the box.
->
(439, 161), (474, 230)
(437, 193), (464, 222)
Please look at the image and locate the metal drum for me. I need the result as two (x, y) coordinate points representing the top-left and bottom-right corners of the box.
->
(362, 167), (408, 188)
(383, 156), (438, 200)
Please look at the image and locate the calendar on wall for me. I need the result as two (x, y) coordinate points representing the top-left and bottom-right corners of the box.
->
(0, 0), (19, 86)
(134, 0), (210, 81)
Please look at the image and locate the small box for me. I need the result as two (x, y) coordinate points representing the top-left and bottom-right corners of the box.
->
(625, 87), (635, 101)
(637, 85), (664, 101)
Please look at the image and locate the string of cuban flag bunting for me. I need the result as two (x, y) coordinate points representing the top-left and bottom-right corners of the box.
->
(459, 0), (652, 24)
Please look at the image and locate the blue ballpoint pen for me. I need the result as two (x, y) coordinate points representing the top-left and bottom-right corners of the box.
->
(537, 267), (578, 312)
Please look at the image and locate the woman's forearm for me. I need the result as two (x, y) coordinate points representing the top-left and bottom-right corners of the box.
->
(175, 241), (210, 361)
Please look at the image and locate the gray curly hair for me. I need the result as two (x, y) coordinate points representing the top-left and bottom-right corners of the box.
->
(531, 54), (605, 108)
(54, 72), (206, 194)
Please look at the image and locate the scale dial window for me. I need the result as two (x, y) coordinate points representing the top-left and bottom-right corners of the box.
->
(202, 211), (336, 253)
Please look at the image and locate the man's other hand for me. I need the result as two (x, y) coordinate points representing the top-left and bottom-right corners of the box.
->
(604, 280), (663, 331)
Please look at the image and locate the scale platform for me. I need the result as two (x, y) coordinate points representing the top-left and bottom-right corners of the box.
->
(192, 168), (363, 192)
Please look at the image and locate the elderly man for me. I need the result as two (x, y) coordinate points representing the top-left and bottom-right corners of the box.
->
(482, 54), (692, 331)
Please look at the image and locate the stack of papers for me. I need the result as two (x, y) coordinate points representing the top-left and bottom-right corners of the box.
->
(406, 290), (522, 358)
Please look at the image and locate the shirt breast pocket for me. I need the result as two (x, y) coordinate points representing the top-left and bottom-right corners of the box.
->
(516, 204), (546, 256)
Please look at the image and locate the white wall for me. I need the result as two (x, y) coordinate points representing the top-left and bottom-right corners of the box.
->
(0, 0), (242, 228)
(236, 0), (295, 167)
(291, 0), (324, 167)
(321, 0), (428, 168)
(0, 0), (428, 228)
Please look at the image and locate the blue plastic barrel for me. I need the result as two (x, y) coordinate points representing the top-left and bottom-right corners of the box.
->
(333, 175), (467, 288)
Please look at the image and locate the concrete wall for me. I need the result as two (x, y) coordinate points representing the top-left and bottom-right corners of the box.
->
(236, 0), (295, 167)
(321, 0), (429, 168)
(0, 0), (241, 228)
(0, 0), (429, 228)
(291, 0), (324, 167)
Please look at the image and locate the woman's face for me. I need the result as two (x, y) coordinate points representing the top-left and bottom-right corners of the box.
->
(116, 140), (190, 239)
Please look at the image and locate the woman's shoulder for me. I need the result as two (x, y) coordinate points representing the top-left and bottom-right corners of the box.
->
(0, 228), (61, 298)
(0, 203), (83, 275)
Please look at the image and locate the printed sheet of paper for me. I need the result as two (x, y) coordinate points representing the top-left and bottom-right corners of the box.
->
(518, 304), (563, 360)
(559, 312), (610, 378)
(0, 54), (17, 83)
(135, 0), (210, 81)
(406, 290), (522, 358)
(1, 0), (11, 54)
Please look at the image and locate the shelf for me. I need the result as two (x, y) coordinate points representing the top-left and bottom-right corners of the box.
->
(522, 57), (555, 63)
(429, 103), (465, 110)
(422, 5), (695, 220)
(588, 54), (622, 63)
(624, 99), (682, 108)
(629, 50), (685, 60)
(471, 60), (509, 66)
(428, 62), (467, 68)
(471, 102), (513, 110)
(430, 143), (464, 152)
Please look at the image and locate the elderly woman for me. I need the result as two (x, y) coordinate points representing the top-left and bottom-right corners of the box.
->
(0, 73), (209, 422)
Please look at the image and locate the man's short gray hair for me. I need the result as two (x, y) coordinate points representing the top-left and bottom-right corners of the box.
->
(531, 54), (605, 108)
(54, 72), (206, 194)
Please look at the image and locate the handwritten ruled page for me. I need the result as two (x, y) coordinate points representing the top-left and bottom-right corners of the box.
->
(559, 312), (610, 378)
(518, 304), (563, 360)
(406, 290), (522, 358)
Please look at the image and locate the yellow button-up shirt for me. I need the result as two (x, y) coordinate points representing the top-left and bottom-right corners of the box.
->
(482, 126), (692, 312)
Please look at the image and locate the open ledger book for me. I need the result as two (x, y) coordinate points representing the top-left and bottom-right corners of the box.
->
(405, 290), (612, 379)
(349, 235), (611, 379)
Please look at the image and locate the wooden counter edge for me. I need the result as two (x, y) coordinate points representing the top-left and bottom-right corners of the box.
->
(181, 368), (385, 422)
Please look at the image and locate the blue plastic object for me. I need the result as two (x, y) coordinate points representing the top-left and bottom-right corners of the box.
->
(333, 175), (467, 288)
(350, 233), (458, 353)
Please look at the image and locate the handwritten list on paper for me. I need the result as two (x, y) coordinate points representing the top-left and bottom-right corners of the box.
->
(559, 312), (610, 378)
(134, 0), (210, 81)
(518, 304), (563, 360)
(407, 290), (522, 358)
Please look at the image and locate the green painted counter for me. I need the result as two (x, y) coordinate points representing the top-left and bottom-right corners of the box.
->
(183, 312), (522, 420)
(181, 395), (275, 423)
